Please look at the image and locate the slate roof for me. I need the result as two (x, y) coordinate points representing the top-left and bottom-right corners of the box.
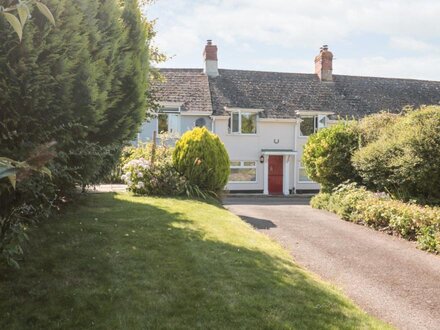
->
(155, 68), (440, 118)
(153, 68), (212, 113)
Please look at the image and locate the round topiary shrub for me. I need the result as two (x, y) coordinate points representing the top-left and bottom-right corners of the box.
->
(173, 127), (230, 193)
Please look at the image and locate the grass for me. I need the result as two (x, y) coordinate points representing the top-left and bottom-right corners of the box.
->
(0, 193), (391, 329)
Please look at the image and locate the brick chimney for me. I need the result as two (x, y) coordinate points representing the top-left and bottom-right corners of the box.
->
(315, 45), (333, 82)
(203, 40), (219, 77)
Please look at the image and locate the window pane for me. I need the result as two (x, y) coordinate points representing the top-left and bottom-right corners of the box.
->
(232, 112), (239, 133)
(243, 161), (256, 167)
(299, 168), (312, 182)
(158, 114), (168, 133)
(317, 115), (326, 129)
(241, 113), (257, 134)
(300, 117), (315, 136)
(230, 161), (241, 167)
(229, 168), (257, 182)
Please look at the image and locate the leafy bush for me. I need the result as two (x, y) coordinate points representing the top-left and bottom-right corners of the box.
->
(302, 122), (360, 191)
(356, 112), (400, 146)
(173, 127), (230, 193)
(122, 145), (186, 196)
(352, 106), (440, 204)
(311, 184), (440, 253)
(122, 157), (185, 196)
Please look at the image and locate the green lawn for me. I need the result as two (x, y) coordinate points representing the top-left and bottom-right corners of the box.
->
(0, 193), (391, 329)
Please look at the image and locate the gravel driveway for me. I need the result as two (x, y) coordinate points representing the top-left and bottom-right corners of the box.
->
(223, 196), (440, 330)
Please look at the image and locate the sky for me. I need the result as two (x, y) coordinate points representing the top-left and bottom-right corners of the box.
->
(145, 0), (440, 81)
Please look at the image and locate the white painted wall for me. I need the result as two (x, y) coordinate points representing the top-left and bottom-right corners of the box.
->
(180, 115), (212, 133)
(215, 118), (300, 192)
(135, 114), (212, 144)
(137, 113), (321, 193)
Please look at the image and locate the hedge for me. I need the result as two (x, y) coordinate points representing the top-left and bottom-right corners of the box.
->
(311, 184), (440, 253)
(352, 106), (440, 204)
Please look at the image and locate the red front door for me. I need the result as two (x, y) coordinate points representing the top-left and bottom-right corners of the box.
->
(268, 155), (283, 195)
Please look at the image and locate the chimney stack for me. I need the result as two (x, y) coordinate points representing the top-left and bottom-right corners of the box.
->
(203, 40), (219, 77)
(315, 45), (333, 82)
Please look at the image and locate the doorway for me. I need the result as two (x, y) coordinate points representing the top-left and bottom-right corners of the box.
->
(268, 155), (283, 195)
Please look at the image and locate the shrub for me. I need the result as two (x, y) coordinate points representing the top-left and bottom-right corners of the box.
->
(173, 127), (230, 193)
(302, 122), (361, 191)
(311, 184), (440, 253)
(121, 145), (185, 196)
(353, 106), (440, 203)
(357, 112), (400, 146)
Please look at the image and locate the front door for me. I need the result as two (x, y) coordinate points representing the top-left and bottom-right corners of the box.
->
(268, 155), (283, 195)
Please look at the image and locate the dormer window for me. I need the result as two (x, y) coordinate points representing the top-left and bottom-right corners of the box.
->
(300, 115), (327, 136)
(229, 110), (257, 134)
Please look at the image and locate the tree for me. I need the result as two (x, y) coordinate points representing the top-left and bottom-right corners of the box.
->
(0, 0), (156, 265)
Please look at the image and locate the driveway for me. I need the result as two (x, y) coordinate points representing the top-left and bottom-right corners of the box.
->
(223, 196), (440, 330)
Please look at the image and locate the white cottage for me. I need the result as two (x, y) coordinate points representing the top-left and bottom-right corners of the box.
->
(139, 41), (440, 195)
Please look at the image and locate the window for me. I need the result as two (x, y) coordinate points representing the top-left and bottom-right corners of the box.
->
(229, 111), (257, 134)
(229, 161), (257, 182)
(158, 114), (168, 133)
(298, 163), (313, 182)
(157, 113), (180, 134)
(300, 115), (327, 136)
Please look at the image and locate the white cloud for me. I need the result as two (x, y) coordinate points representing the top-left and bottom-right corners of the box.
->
(389, 37), (440, 54)
(146, 0), (440, 80)
(336, 56), (440, 81)
(251, 56), (440, 81)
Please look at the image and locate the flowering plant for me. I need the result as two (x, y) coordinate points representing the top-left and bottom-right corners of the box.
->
(121, 154), (186, 196)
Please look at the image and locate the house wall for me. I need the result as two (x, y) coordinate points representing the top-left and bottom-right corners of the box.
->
(214, 118), (299, 192)
(135, 115), (212, 144)
(136, 119), (157, 143)
(180, 115), (212, 132)
(136, 113), (321, 194)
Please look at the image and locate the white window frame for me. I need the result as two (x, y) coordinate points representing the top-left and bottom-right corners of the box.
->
(229, 161), (258, 183)
(300, 115), (327, 137)
(156, 107), (181, 135)
(298, 162), (313, 183)
(229, 110), (258, 135)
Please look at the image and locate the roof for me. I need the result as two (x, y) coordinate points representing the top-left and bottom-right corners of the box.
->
(153, 69), (213, 113)
(155, 68), (440, 119)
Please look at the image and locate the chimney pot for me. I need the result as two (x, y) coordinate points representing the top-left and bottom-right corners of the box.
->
(203, 39), (219, 77)
(315, 45), (333, 82)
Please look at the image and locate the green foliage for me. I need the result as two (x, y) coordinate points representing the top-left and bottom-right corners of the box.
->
(1, 0), (55, 41)
(353, 106), (440, 203)
(121, 145), (186, 196)
(356, 112), (400, 146)
(0, 143), (55, 267)
(0, 0), (156, 266)
(302, 122), (360, 191)
(311, 184), (440, 253)
(173, 127), (230, 193)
